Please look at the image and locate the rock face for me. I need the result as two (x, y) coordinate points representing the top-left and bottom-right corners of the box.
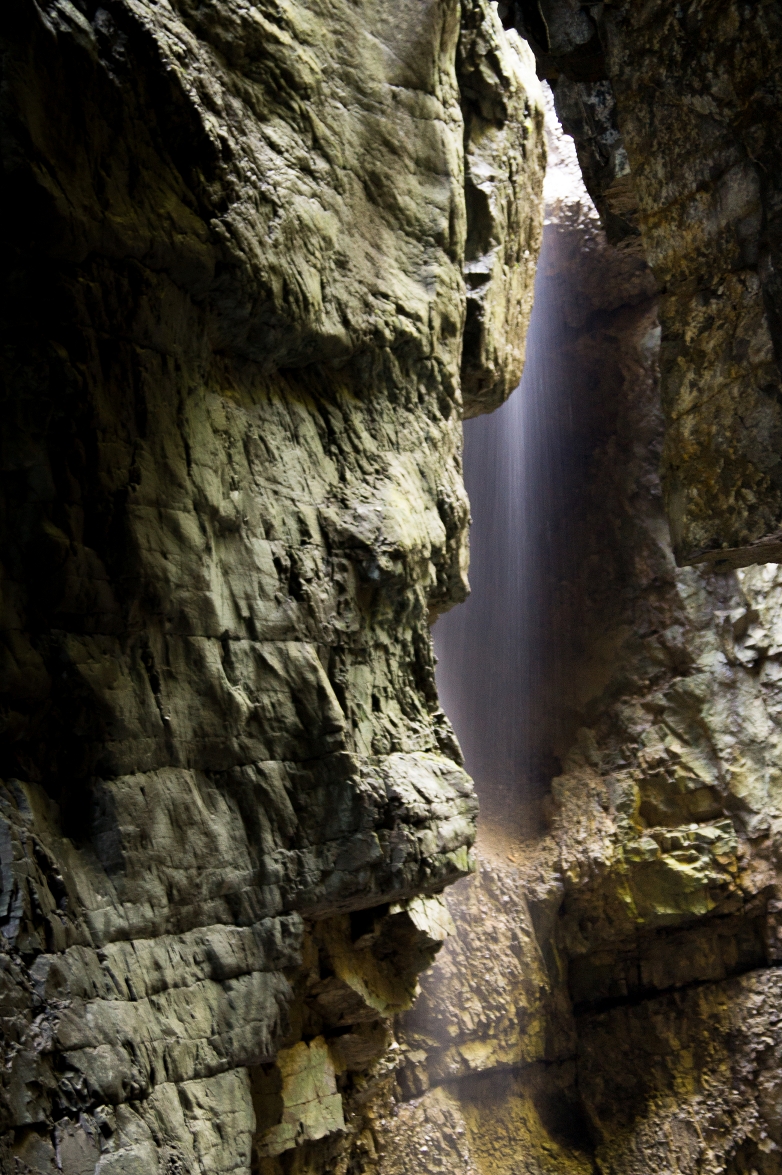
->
(459, 6), (543, 417)
(0, 2), (546, 1170)
(502, 0), (782, 570)
(4, 1), (782, 1173)
(368, 109), (782, 1175)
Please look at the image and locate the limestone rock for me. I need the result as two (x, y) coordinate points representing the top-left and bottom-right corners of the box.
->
(579, 970), (782, 1174)
(254, 1037), (344, 1158)
(372, 95), (782, 1175)
(375, 1075), (594, 1175)
(458, 2), (547, 417)
(396, 860), (559, 1095)
(603, 1), (782, 569)
(0, 0), (545, 1170)
(503, 0), (782, 568)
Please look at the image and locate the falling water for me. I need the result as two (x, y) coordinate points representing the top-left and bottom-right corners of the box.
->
(434, 103), (595, 834)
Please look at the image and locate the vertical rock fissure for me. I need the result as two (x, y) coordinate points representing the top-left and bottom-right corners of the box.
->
(373, 89), (782, 1175)
(3, 2), (782, 1173)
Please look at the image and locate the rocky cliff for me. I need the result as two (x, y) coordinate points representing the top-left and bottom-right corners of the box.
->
(369, 94), (782, 1175)
(3, 1), (782, 1174)
(0, 2), (545, 1171)
(500, 0), (782, 570)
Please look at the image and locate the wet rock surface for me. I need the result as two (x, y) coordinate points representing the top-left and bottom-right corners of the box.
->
(368, 112), (782, 1175)
(0, 1), (545, 1170)
(458, 4), (545, 417)
(3, 1), (782, 1173)
(502, 0), (782, 570)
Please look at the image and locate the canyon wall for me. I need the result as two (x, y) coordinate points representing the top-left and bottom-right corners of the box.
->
(0, 2), (545, 1171)
(500, 0), (782, 570)
(3, 2), (782, 1174)
(373, 95), (782, 1175)
(368, 98), (779, 1175)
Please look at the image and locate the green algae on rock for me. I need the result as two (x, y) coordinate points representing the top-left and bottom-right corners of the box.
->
(0, 0), (546, 1170)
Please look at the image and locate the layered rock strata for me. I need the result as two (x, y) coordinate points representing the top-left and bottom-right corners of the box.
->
(0, 2), (546, 1171)
(4, 1), (782, 1172)
(501, 0), (782, 570)
(368, 107), (782, 1175)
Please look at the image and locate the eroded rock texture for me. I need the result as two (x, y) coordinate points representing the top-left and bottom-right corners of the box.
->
(4, 0), (782, 1172)
(502, 0), (782, 570)
(0, 1), (546, 1170)
(366, 109), (782, 1175)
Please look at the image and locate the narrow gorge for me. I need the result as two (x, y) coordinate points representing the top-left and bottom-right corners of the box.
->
(1, 3), (781, 1174)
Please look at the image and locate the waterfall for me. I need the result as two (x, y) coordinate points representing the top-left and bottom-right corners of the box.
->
(434, 95), (595, 835)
